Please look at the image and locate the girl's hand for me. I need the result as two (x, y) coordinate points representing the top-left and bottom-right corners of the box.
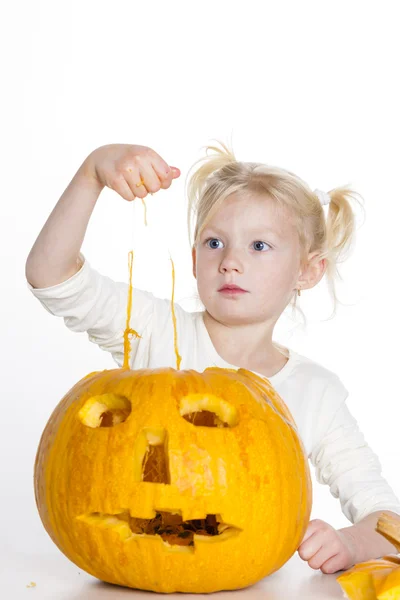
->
(297, 519), (358, 574)
(84, 143), (180, 201)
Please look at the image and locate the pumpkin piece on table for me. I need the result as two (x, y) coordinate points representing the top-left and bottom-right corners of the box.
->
(375, 513), (400, 599)
(337, 512), (400, 599)
(374, 565), (400, 599)
(336, 559), (399, 600)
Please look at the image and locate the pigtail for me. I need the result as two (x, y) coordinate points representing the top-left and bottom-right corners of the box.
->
(320, 186), (365, 320)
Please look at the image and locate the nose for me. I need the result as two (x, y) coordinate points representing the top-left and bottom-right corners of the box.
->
(218, 248), (244, 274)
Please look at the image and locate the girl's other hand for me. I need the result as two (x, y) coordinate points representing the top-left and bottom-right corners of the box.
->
(297, 519), (357, 574)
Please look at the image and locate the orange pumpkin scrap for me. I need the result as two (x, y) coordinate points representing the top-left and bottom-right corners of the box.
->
(337, 512), (400, 599)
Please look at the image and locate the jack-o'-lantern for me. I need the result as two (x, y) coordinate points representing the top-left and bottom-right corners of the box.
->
(34, 252), (312, 593)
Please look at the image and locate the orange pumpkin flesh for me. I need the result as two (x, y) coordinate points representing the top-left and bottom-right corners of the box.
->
(375, 566), (400, 599)
(377, 513), (400, 553)
(34, 250), (312, 593)
(337, 513), (400, 599)
(336, 560), (399, 600)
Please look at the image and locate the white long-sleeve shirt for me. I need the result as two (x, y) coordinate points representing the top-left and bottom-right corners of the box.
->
(27, 253), (400, 525)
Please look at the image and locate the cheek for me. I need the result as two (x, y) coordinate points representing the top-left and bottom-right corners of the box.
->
(196, 270), (212, 297)
(268, 264), (293, 285)
(266, 252), (299, 282)
(196, 253), (217, 280)
(195, 262), (218, 304)
(255, 259), (298, 297)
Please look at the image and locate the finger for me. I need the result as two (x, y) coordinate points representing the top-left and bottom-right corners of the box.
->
(137, 158), (164, 194)
(320, 553), (348, 574)
(152, 159), (180, 190)
(171, 166), (180, 178)
(110, 174), (138, 202)
(308, 546), (340, 571)
(125, 159), (158, 198)
(120, 163), (146, 199)
(298, 531), (323, 561)
(300, 525), (315, 545)
(299, 520), (324, 545)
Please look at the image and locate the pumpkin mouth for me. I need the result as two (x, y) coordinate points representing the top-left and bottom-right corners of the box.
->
(77, 510), (241, 551)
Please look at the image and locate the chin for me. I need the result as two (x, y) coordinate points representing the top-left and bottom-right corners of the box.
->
(209, 306), (256, 326)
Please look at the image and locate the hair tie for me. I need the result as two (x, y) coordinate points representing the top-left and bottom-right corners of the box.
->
(314, 188), (331, 206)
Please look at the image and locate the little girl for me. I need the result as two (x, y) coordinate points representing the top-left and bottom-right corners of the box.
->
(25, 141), (400, 574)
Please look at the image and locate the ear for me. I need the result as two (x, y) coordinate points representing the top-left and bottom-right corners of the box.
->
(192, 246), (197, 279)
(296, 252), (327, 292)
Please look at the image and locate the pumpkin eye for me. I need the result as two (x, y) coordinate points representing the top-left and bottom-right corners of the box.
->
(180, 394), (239, 428)
(78, 394), (131, 428)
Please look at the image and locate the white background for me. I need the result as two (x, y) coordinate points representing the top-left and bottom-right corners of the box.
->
(1, 0), (400, 596)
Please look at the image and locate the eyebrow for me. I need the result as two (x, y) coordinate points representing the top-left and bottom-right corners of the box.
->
(202, 225), (284, 239)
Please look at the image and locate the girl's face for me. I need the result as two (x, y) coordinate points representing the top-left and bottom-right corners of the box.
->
(192, 192), (304, 325)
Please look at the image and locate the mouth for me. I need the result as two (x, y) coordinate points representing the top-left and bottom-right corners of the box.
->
(218, 285), (247, 295)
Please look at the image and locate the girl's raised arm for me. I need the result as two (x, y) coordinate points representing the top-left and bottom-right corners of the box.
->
(25, 143), (180, 288)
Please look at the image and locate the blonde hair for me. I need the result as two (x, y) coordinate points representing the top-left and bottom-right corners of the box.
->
(185, 138), (365, 327)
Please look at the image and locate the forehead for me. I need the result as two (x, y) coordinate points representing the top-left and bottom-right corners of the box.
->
(204, 192), (294, 238)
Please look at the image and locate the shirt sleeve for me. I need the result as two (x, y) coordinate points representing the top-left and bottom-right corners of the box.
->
(309, 397), (400, 524)
(26, 252), (160, 368)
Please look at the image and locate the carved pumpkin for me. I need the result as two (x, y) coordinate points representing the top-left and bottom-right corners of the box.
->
(337, 512), (400, 600)
(34, 252), (312, 593)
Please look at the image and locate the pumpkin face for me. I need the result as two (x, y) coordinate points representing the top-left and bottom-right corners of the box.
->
(34, 365), (312, 593)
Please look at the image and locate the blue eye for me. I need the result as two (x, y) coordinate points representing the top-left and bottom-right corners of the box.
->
(204, 238), (271, 251)
(253, 241), (271, 252)
(205, 238), (223, 249)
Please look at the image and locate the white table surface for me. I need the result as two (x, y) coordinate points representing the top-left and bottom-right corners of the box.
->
(3, 546), (347, 599)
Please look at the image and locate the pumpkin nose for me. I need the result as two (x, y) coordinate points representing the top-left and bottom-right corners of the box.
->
(134, 428), (171, 484)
